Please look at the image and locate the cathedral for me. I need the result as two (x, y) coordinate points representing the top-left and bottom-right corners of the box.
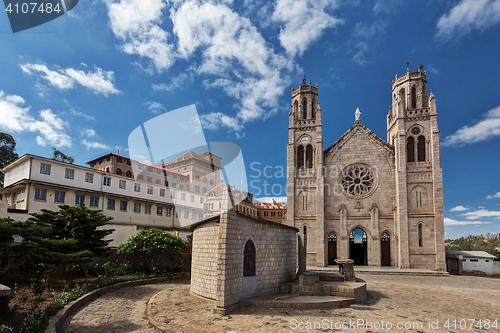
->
(286, 65), (446, 271)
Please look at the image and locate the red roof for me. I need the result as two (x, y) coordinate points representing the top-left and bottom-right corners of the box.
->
(254, 202), (287, 210)
(86, 152), (183, 176)
(115, 153), (184, 176)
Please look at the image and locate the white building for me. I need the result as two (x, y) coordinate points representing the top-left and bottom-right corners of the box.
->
(1, 154), (207, 247)
(446, 250), (497, 275)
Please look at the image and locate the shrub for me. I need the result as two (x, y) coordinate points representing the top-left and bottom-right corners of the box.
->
(117, 229), (187, 273)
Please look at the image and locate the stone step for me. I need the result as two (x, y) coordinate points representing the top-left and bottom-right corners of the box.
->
(357, 270), (449, 277)
(313, 271), (345, 282)
(240, 293), (355, 310)
(280, 280), (367, 303)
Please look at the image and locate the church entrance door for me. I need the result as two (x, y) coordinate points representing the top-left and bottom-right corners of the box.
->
(327, 233), (337, 265)
(381, 232), (391, 266)
(349, 228), (367, 265)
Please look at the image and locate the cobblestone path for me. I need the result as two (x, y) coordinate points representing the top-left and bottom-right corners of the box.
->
(61, 275), (500, 333)
(61, 278), (190, 333)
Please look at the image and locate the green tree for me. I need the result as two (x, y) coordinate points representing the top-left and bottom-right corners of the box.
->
(0, 218), (15, 277)
(51, 147), (74, 164)
(10, 205), (114, 288)
(27, 204), (115, 257)
(0, 132), (19, 187)
(117, 229), (187, 273)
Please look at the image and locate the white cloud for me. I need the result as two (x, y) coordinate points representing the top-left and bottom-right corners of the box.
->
(0, 91), (71, 147)
(64, 68), (121, 96)
(82, 139), (111, 150)
(20, 63), (120, 96)
(71, 109), (96, 121)
(144, 101), (166, 113)
(461, 209), (500, 220)
(152, 73), (194, 91)
(271, 0), (342, 57)
(254, 196), (287, 204)
(106, 0), (175, 72)
(350, 20), (387, 65)
(82, 129), (96, 137)
(443, 105), (500, 146)
(200, 112), (243, 132)
(171, 0), (294, 131)
(20, 64), (74, 89)
(450, 205), (469, 212)
(436, 0), (500, 40)
(444, 217), (492, 225)
(486, 192), (500, 199)
(105, 0), (340, 135)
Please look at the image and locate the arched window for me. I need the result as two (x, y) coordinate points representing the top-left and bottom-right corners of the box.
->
(294, 100), (298, 115)
(418, 223), (423, 247)
(210, 180), (214, 185)
(203, 178), (207, 183)
(407, 137), (415, 162)
(126, 171), (132, 178)
(311, 99), (315, 118)
(303, 226), (307, 234)
(195, 175), (200, 181)
(243, 239), (256, 277)
(417, 136), (426, 162)
(399, 88), (406, 109)
(297, 145), (304, 169)
(302, 98), (307, 119)
(411, 87), (417, 108)
(305, 145), (313, 168)
(116, 168), (122, 175)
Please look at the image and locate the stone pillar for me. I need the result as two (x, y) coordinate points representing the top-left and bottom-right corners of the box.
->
(429, 94), (446, 271)
(214, 186), (240, 314)
(395, 129), (410, 269)
(298, 234), (307, 274)
(339, 205), (349, 260)
(370, 204), (381, 266)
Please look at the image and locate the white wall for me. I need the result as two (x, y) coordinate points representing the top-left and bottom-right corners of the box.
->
(494, 261), (500, 275)
(462, 258), (494, 275)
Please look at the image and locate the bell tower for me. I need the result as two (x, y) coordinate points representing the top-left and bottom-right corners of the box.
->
(286, 75), (326, 266)
(386, 64), (446, 270)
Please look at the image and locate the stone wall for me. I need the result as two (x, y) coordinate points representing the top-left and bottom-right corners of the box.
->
(191, 188), (297, 313)
(190, 220), (219, 299)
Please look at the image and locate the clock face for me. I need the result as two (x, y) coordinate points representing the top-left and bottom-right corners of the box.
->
(301, 137), (309, 144)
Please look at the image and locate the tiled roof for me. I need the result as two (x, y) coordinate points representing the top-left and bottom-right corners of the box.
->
(253, 202), (287, 210)
(87, 152), (183, 176)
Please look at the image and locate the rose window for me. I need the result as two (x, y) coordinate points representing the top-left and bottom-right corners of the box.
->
(342, 165), (374, 196)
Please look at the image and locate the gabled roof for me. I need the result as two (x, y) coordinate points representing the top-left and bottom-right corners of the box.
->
(324, 122), (394, 159)
(446, 250), (497, 259)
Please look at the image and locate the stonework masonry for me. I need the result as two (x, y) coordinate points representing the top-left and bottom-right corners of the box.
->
(287, 67), (446, 271)
(190, 186), (298, 314)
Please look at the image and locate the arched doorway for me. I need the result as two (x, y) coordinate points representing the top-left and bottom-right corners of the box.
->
(381, 231), (391, 266)
(349, 228), (367, 265)
(327, 232), (337, 265)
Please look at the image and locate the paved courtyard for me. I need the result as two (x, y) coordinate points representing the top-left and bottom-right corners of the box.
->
(61, 274), (500, 332)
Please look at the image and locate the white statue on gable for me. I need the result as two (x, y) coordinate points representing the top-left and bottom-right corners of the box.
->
(355, 107), (361, 121)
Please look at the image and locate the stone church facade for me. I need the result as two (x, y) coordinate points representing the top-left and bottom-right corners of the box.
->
(286, 66), (446, 271)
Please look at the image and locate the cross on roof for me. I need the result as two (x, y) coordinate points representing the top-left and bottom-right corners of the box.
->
(302, 71), (307, 84)
(405, 58), (411, 70)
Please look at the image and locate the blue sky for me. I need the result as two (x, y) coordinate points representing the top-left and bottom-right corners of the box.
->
(1, 0), (500, 239)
